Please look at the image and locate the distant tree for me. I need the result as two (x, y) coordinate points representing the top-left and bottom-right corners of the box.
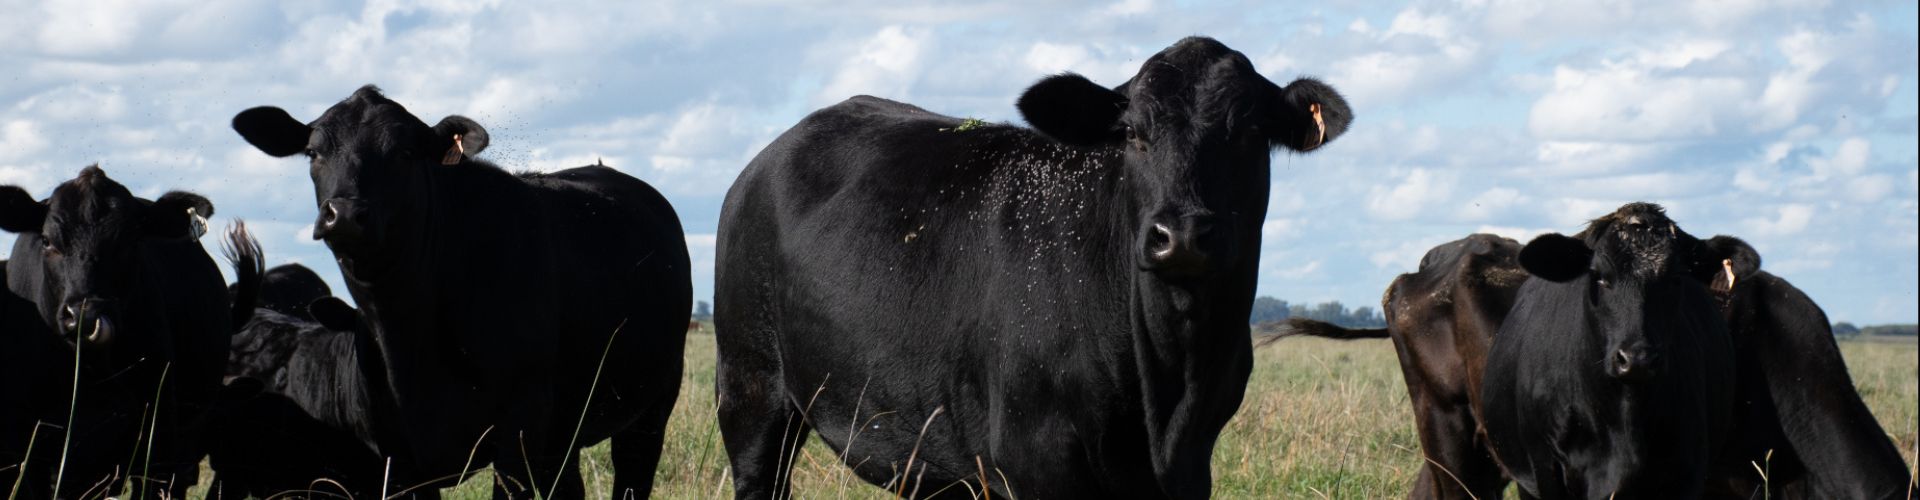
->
(1249, 296), (1290, 325)
(1351, 306), (1385, 328)
(1832, 322), (1860, 338)
(693, 300), (713, 321)
(1250, 298), (1389, 330)
(1860, 324), (1918, 337)
(1313, 301), (1345, 323)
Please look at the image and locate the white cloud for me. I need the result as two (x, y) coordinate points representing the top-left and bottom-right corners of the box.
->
(1548, 198), (1632, 228)
(1742, 203), (1816, 237)
(1329, 8), (1484, 105)
(1474, 225), (1554, 241)
(0, 166), (51, 193)
(1368, 235), (1454, 271)
(0, 0), (1912, 325)
(815, 26), (929, 106)
(1262, 218), (1299, 242)
(0, 121), (50, 164)
(13, 86), (130, 122)
(1101, 0), (1152, 17)
(1457, 186), (1525, 221)
(1530, 141), (1672, 177)
(1528, 40), (1753, 142)
(1366, 168), (1456, 221)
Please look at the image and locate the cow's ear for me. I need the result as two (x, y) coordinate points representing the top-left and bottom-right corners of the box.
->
(233, 107), (311, 158)
(1519, 233), (1594, 282)
(147, 191), (214, 239)
(1017, 73), (1127, 146)
(0, 186), (48, 233)
(1701, 235), (1761, 284)
(1270, 77), (1352, 152)
(309, 297), (360, 332)
(432, 115), (490, 161)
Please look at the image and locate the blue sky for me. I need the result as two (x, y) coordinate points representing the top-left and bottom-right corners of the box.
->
(1, 0), (1915, 323)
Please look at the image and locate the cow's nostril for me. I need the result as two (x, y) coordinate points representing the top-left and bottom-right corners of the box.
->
(60, 304), (78, 333)
(321, 201), (340, 228)
(1612, 349), (1639, 378)
(1150, 223), (1176, 258)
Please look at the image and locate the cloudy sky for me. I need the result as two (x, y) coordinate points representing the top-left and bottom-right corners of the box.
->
(1, 0), (1914, 323)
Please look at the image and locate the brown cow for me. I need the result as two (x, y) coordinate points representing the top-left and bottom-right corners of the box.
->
(1277, 233), (1525, 498)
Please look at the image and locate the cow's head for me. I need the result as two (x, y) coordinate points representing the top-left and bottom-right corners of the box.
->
(1519, 202), (1705, 382)
(231, 86), (488, 278)
(0, 166), (213, 351)
(1017, 37), (1350, 279)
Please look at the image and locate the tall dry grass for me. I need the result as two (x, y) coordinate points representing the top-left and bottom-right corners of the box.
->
(166, 331), (1913, 498)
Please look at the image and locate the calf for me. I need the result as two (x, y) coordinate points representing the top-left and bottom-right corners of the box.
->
(229, 263), (332, 321)
(208, 296), (431, 499)
(1481, 203), (1736, 498)
(1, 166), (260, 499)
(233, 86), (692, 498)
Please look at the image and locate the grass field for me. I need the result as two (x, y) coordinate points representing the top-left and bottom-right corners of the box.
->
(405, 332), (1917, 499)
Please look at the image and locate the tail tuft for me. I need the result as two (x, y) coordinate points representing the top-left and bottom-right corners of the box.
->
(223, 220), (265, 332)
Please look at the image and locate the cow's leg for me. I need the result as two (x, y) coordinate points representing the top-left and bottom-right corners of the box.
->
(717, 373), (810, 500)
(489, 435), (582, 500)
(609, 406), (672, 499)
(1409, 400), (1505, 500)
(543, 450), (587, 500)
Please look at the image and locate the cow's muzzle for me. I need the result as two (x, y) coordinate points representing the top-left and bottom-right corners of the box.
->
(1141, 215), (1219, 277)
(1608, 347), (1657, 382)
(57, 297), (116, 348)
(314, 198), (367, 241)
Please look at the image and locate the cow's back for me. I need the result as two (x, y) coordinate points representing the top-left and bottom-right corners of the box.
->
(521, 165), (692, 441)
(523, 165), (691, 326)
(1384, 234), (1522, 408)
(719, 96), (1154, 492)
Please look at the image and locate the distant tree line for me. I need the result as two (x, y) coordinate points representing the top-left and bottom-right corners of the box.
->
(1248, 296), (1386, 328)
(693, 300), (713, 321)
(1832, 322), (1918, 339)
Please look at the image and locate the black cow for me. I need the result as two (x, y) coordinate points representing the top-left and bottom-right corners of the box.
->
(715, 37), (1351, 498)
(1286, 230), (1915, 498)
(1481, 203), (1737, 498)
(0, 166), (261, 499)
(207, 296), (432, 499)
(228, 263), (332, 321)
(231, 86), (692, 498)
(3, 260), (66, 494)
(1273, 233), (1526, 499)
(1699, 235), (1916, 499)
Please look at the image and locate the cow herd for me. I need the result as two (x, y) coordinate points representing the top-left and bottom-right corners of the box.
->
(0, 36), (1910, 499)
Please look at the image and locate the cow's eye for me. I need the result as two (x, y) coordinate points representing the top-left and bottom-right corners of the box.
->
(41, 238), (58, 255)
(1596, 278), (1610, 289)
(1125, 126), (1147, 150)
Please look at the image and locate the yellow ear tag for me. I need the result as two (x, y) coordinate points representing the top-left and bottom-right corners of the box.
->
(441, 134), (464, 165)
(1309, 103), (1326, 148)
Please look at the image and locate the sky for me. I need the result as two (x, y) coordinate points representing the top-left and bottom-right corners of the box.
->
(0, 0), (1915, 324)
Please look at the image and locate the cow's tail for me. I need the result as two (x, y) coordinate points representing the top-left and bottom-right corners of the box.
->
(1257, 318), (1390, 347)
(222, 220), (265, 333)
